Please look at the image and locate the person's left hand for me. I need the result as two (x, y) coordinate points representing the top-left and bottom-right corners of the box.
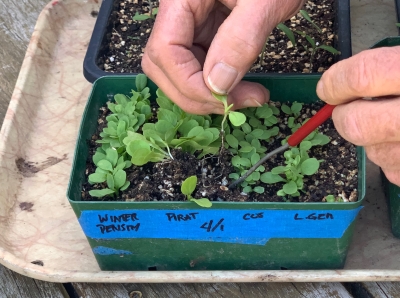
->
(317, 46), (400, 186)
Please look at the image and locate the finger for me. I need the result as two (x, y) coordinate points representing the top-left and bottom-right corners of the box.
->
(144, 1), (219, 106)
(365, 142), (400, 171)
(204, 0), (304, 94)
(142, 53), (224, 115)
(317, 47), (400, 104)
(381, 169), (400, 187)
(228, 80), (270, 109)
(332, 97), (400, 146)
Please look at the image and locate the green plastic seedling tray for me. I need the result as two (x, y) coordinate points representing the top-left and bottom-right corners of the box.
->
(67, 75), (366, 271)
(371, 37), (400, 238)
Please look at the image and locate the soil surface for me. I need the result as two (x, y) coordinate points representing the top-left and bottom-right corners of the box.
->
(82, 101), (359, 203)
(98, 0), (337, 74)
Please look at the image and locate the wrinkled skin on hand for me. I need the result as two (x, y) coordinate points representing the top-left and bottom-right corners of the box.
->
(142, 0), (304, 115)
(317, 46), (400, 186)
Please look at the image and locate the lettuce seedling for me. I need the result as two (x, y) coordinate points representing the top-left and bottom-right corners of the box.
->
(133, 1), (158, 21)
(212, 93), (246, 131)
(261, 141), (321, 199)
(124, 131), (173, 166)
(181, 176), (212, 208)
(89, 148), (131, 198)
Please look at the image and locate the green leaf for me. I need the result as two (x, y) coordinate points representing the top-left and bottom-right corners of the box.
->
(300, 141), (312, 151)
(260, 172), (286, 184)
(229, 173), (240, 180)
(239, 158), (251, 168)
(212, 93), (227, 104)
(226, 134), (238, 149)
(301, 158), (320, 175)
(156, 95), (174, 110)
(250, 171), (260, 181)
(239, 146), (253, 153)
(259, 130), (272, 140)
(232, 129), (245, 141)
(281, 104), (292, 115)
(114, 94), (128, 105)
(306, 35), (316, 49)
(135, 74), (147, 92)
(288, 117), (295, 128)
(277, 189), (286, 196)
(158, 108), (178, 126)
(253, 186), (265, 194)
(133, 12), (151, 21)
(255, 105), (273, 119)
(105, 148), (118, 167)
(231, 156), (241, 167)
(178, 119), (199, 136)
(229, 111), (246, 126)
(251, 139), (261, 149)
(181, 176), (197, 196)
(250, 129), (264, 138)
(89, 188), (115, 198)
(114, 169), (127, 190)
(106, 173), (114, 190)
(151, 7), (159, 16)
(243, 186), (252, 193)
(310, 133), (330, 146)
(97, 160), (113, 172)
(106, 115), (118, 123)
(277, 23), (296, 47)
(154, 120), (174, 135)
(93, 152), (106, 166)
(190, 198), (212, 208)
(116, 120), (126, 137)
(291, 102), (302, 114)
(188, 126), (204, 138)
(317, 45), (340, 55)
(241, 123), (252, 134)
(325, 195), (336, 203)
(283, 181), (298, 195)
(141, 104), (151, 116)
(249, 117), (262, 128)
(251, 153), (260, 166)
(88, 173), (107, 183)
(271, 166), (287, 175)
(299, 10), (322, 32)
(120, 181), (130, 191)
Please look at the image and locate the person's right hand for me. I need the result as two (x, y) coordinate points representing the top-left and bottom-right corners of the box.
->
(142, 0), (304, 115)
(317, 47), (400, 186)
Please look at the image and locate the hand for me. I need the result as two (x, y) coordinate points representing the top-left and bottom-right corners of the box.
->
(317, 47), (400, 186)
(142, 0), (304, 114)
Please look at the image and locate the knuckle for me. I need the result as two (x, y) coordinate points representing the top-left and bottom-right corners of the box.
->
(348, 52), (373, 95)
(340, 108), (367, 145)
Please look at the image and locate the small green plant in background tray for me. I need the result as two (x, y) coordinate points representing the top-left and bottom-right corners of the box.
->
(133, 0), (158, 21)
(260, 9), (340, 71)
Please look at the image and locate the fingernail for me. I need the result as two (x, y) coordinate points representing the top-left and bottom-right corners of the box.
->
(208, 62), (238, 94)
(243, 98), (263, 108)
(316, 80), (325, 99)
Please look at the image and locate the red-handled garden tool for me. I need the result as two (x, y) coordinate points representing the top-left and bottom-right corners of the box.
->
(228, 104), (336, 189)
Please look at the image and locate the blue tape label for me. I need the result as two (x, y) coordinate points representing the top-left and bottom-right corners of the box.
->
(79, 208), (362, 245)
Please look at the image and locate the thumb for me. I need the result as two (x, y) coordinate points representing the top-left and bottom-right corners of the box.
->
(317, 47), (400, 104)
(203, 0), (303, 95)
